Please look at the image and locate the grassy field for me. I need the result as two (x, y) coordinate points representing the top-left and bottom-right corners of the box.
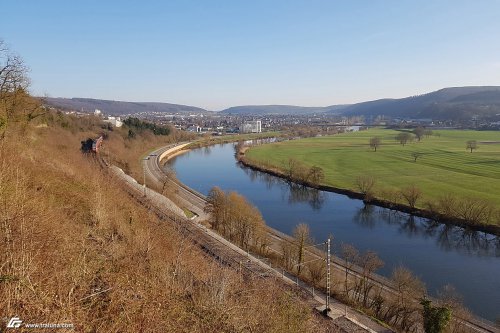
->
(245, 128), (500, 212)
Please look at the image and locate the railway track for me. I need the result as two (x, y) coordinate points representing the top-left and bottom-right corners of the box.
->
(106, 158), (279, 279)
(142, 142), (498, 333)
(98, 142), (497, 333)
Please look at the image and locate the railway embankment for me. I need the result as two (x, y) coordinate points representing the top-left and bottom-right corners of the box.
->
(151, 141), (498, 333)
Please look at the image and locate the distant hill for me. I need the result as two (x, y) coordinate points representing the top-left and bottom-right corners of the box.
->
(220, 104), (349, 115)
(43, 97), (209, 115)
(334, 86), (500, 120)
(43, 86), (500, 119)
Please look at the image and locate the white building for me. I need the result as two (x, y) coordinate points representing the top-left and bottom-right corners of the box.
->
(240, 120), (262, 133)
(187, 125), (201, 133)
(104, 116), (123, 128)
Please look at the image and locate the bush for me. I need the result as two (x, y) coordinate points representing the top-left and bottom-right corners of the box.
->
(400, 185), (421, 209)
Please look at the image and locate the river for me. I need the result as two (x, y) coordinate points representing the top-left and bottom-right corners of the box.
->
(166, 142), (500, 321)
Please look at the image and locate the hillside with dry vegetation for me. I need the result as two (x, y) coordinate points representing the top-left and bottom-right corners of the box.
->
(0, 41), (337, 332)
(0, 105), (340, 332)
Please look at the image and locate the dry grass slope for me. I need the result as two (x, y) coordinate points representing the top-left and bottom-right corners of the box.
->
(0, 115), (335, 332)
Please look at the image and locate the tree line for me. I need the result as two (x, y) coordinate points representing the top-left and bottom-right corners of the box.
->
(124, 117), (171, 137)
(356, 175), (498, 225)
(284, 157), (325, 186)
(370, 128), (479, 155)
(279, 223), (465, 332)
(205, 186), (268, 252)
(202, 180), (478, 332)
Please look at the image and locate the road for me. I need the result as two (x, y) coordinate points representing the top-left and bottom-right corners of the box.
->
(142, 143), (208, 220)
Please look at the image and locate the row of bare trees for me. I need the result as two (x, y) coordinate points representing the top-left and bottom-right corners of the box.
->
(340, 244), (384, 308)
(340, 243), (472, 333)
(356, 175), (422, 208)
(278, 222), (465, 332)
(205, 186), (269, 251)
(430, 194), (496, 225)
(370, 128), (433, 152)
(284, 157), (325, 186)
(356, 174), (498, 225)
(281, 224), (315, 274)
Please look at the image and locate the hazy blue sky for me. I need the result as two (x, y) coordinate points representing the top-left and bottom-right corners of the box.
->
(1, 1), (499, 110)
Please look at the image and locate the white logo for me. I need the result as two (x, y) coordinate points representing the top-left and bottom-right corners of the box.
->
(7, 317), (23, 328)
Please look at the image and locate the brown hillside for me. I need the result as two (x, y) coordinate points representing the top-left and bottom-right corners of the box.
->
(0, 114), (331, 332)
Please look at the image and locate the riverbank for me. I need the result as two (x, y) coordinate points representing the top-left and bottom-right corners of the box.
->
(167, 141), (500, 327)
(150, 141), (399, 332)
(238, 149), (500, 236)
(186, 132), (281, 149)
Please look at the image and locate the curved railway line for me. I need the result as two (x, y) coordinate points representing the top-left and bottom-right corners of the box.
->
(105, 142), (498, 333)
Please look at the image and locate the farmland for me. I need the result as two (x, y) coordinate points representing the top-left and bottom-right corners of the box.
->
(245, 128), (500, 225)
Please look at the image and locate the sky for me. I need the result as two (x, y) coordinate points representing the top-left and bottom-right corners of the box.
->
(1, 0), (500, 110)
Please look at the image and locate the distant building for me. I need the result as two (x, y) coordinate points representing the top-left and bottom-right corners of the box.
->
(94, 109), (102, 116)
(345, 126), (360, 132)
(103, 116), (123, 127)
(187, 125), (201, 133)
(240, 120), (262, 133)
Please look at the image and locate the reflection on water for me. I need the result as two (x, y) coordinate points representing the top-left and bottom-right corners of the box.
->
(203, 145), (212, 155)
(354, 205), (500, 257)
(288, 183), (326, 210)
(239, 164), (326, 210)
(353, 204), (377, 228)
(168, 142), (500, 320)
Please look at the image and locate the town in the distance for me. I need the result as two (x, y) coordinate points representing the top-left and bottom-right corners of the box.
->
(44, 86), (500, 134)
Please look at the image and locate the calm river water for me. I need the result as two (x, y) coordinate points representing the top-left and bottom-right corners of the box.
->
(167, 143), (500, 321)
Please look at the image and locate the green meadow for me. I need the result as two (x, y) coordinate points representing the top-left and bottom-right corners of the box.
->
(245, 128), (500, 212)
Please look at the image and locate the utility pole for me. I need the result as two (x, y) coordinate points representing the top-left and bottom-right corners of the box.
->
(325, 237), (331, 314)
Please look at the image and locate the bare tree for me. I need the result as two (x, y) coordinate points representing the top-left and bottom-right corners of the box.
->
(161, 166), (177, 194)
(357, 251), (384, 307)
(307, 165), (324, 185)
(281, 241), (298, 270)
(205, 186), (228, 232)
(413, 127), (425, 141)
(466, 140), (477, 153)
(411, 151), (423, 162)
(0, 39), (42, 139)
(395, 132), (413, 146)
(437, 193), (458, 217)
(306, 259), (325, 287)
(284, 157), (308, 181)
(388, 266), (426, 331)
(285, 157), (299, 179)
(206, 187), (268, 250)
(0, 40), (30, 94)
(341, 244), (359, 299)
(456, 197), (493, 225)
(437, 284), (472, 333)
(400, 185), (422, 209)
(438, 195), (493, 224)
(356, 175), (375, 200)
(228, 191), (266, 249)
(293, 223), (312, 275)
(369, 137), (381, 152)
